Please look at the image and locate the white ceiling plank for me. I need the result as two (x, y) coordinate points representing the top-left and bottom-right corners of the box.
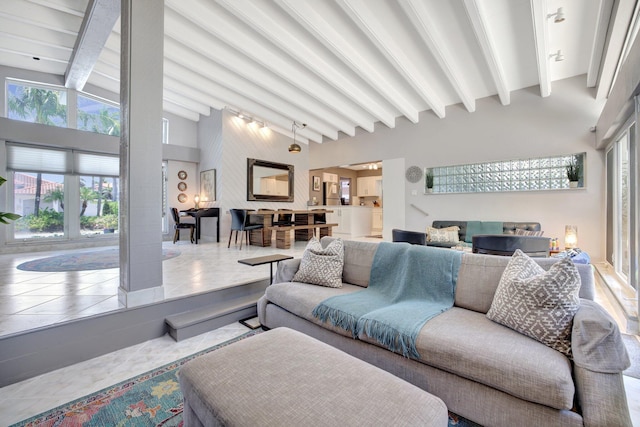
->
(163, 38), (340, 140)
(163, 100), (201, 122)
(276, 0), (426, 126)
(163, 75), (227, 112)
(163, 58), (323, 143)
(0, 32), (72, 61)
(530, 0), (551, 98)
(217, 0), (411, 128)
(65, 0), (120, 90)
(163, 11), (358, 136)
(0, 51), (67, 75)
(86, 70), (120, 94)
(0, 16), (78, 49)
(336, 0), (446, 119)
(26, 0), (87, 17)
(587, 0), (614, 87)
(163, 88), (211, 117)
(0, 0), (82, 36)
(400, 0), (475, 113)
(462, 0), (510, 106)
(165, 0), (377, 133)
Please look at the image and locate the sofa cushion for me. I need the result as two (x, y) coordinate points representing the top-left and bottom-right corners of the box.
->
(293, 237), (344, 288)
(265, 281), (363, 338)
(361, 307), (575, 411)
(514, 228), (545, 237)
(486, 250), (581, 357)
(321, 237), (377, 287)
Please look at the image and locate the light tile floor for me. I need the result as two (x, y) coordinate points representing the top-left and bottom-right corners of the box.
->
(0, 239), (638, 425)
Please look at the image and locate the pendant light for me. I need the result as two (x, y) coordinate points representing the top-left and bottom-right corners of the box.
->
(288, 121), (306, 153)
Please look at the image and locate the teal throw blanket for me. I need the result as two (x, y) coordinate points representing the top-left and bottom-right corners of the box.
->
(313, 243), (462, 358)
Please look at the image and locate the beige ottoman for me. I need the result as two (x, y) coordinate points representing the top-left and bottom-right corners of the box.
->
(179, 327), (448, 426)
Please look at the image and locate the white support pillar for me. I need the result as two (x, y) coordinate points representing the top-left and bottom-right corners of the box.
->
(118, 0), (164, 307)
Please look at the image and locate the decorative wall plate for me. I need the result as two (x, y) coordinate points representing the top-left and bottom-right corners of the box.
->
(177, 182), (187, 191)
(178, 170), (187, 180)
(405, 166), (423, 183)
(177, 193), (187, 203)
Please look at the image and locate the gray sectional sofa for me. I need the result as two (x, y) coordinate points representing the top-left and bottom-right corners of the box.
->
(257, 238), (631, 427)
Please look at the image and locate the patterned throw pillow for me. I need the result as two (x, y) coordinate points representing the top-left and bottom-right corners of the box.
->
(426, 226), (460, 243)
(486, 249), (581, 357)
(514, 228), (545, 237)
(292, 237), (344, 288)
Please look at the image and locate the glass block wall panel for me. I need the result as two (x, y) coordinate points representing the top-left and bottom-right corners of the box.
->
(426, 153), (585, 194)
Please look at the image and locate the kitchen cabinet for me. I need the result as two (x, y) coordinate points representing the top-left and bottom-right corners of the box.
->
(372, 208), (383, 232)
(325, 206), (372, 237)
(259, 177), (288, 195)
(322, 173), (338, 183)
(357, 176), (382, 197)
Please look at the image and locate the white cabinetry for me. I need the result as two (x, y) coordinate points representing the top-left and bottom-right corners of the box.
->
(357, 176), (382, 197)
(372, 208), (383, 232)
(323, 173), (338, 183)
(326, 207), (372, 237)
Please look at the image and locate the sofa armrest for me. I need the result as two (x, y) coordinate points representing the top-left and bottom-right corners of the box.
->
(574, 366), (632, 427)
(571, 299), (630, 373)
(273, 258), (301, 284)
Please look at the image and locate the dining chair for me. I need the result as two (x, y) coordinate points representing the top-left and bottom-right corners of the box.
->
(312, 209), (326, 237)
(273, 209), (293, 226)
(228, 209), (263, 249)
(171, 207), (195, 244)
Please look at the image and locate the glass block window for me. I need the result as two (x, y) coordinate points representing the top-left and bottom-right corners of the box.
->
(426, 153), (585, 194)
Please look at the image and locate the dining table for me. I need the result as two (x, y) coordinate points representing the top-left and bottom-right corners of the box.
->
(247, 209), (334, 247)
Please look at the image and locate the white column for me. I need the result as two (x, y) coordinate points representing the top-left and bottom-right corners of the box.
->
(118, 0), (164, 307)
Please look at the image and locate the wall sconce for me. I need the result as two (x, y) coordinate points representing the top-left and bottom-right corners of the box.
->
(549, 50), (565, 62)
(194, 194), (200, 209)
(547, 7), (565, 23)
(565, 225), (578, 249)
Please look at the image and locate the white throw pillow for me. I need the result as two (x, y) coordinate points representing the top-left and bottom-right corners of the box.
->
(426, 226), (460, 243)
(293, 237), (344, 288)
(486, 249), (581, 357)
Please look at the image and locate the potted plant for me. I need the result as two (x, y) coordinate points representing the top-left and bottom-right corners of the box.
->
(0, 176), (21, 224)
(566, 157), (581, 188)
(425, 169), (434, 193)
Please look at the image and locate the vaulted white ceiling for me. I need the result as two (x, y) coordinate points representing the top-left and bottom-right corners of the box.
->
(0, 0), (636, 145)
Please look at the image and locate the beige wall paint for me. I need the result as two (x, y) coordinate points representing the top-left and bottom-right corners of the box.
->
(310, 76), (607, 260)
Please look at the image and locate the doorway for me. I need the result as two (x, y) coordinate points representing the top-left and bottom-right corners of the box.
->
(340, 178), (351, 205)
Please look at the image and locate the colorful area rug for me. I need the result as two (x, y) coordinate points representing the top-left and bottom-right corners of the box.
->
(16, 248), (181, 272)
(12, 328), (481, 427)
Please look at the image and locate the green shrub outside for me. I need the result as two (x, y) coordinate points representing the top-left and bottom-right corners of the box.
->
(16, 209), (118, 232)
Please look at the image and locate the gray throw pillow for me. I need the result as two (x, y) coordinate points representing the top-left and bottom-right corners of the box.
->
(486, 249), (581, 357)
(293, 237), (344, 288)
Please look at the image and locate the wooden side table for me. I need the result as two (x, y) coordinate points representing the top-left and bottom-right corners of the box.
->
(238, 254), (294, 284)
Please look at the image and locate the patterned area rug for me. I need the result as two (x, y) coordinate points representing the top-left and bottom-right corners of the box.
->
(11, 329), (481, 426)
(16, 248), (181, 272)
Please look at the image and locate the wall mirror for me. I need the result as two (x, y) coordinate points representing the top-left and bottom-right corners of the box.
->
(247, 158), (294, 202)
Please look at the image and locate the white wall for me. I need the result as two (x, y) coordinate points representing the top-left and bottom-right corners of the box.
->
(310, 76), (607, 260)
(198, 110), (310, 242)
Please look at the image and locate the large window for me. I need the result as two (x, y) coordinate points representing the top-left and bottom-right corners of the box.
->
(6, 143), (119, 241)
(6, 80), (67, 127)
(77, 94), (120, 136)
(13, 173), (65, 240)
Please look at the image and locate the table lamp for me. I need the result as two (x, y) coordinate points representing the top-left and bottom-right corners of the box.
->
(565, 225), (578, 249)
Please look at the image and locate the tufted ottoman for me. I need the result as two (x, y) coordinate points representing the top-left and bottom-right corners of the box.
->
(179, 327), (448, 426)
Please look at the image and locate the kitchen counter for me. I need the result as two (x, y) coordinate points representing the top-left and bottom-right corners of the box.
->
(318, 205), (374, 237)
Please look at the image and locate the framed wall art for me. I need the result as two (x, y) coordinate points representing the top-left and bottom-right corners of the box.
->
(200, 169), (216, 203)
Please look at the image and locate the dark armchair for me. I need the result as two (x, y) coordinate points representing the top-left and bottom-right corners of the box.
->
(392, 228), (426, 245)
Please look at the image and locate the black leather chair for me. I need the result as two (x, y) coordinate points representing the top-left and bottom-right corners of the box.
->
(171, 207), (195, 244)
(392, 228), (426, 245)
(228, 209), (263, 249)
(312, 209), (326, 237)
(472, 235), (550, 257)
